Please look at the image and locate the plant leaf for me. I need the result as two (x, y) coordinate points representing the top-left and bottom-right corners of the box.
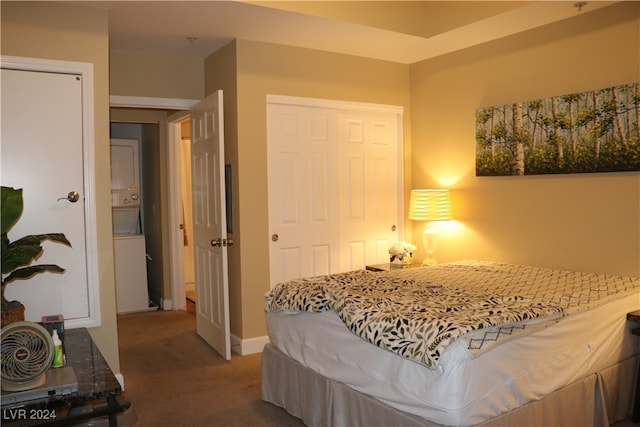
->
(1, 186), (23, 234)
(2, 245), (43, 274)
(1, 186), (71, 287)
(3, 265), (65, 284)
(11, 234), (71, 248)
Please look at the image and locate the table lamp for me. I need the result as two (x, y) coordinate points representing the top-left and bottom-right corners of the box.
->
(408, 189), (452, 266)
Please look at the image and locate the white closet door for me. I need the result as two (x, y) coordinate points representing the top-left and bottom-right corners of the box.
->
(338, 110), (400, 272)
(1, 65), (95, 325)
(267, 96), (403, 287)
(267, 104), (340, 285)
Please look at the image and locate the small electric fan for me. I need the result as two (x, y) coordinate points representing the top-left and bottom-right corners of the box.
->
(1, 321), (54, 392)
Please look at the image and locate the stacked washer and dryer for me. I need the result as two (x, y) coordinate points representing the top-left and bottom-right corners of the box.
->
(110, 138), (152, 314)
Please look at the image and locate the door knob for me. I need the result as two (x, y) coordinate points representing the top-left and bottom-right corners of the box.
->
(211, 238), (234, 247)
(58, 191), (80, 203)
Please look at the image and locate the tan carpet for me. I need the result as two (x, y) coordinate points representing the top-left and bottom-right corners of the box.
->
(117, 310), (304, 426)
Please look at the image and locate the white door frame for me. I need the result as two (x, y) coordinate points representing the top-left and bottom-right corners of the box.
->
(2, 55), (100, 328)
(167, 110), (191, 311)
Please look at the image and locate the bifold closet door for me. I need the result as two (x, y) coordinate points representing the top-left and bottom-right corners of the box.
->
(267, 97), (403, 287)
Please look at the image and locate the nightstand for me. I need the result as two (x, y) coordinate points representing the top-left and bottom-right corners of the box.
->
(366, 263), (423, 272)
(627, 310), (640, 423)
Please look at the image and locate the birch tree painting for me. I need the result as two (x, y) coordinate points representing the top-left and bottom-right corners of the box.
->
(476, 82), (640, 176)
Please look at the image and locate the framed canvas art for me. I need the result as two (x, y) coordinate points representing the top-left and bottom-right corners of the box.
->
(476, 82), (639, 176)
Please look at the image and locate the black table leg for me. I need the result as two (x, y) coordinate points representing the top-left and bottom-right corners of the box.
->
(633, 357), (640, 423)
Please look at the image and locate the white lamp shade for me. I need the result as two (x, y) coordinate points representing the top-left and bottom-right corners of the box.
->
(408, 189), (452, 221)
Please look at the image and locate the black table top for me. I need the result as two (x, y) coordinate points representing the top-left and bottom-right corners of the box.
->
(1, 327), (121, 408)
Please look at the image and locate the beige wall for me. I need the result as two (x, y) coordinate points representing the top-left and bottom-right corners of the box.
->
(230, 40), (412, 338)
(409, 2), (640, 277)
(110, 49), (204, 99)
(1, 2), (120, 372)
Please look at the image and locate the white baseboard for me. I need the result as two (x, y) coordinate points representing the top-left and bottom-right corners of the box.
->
(154, 300), (268, 355)
(115, 373), (125, 391)
(230, 334), (270, 355)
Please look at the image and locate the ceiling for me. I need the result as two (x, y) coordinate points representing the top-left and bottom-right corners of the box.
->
(79, 1), (617, 64)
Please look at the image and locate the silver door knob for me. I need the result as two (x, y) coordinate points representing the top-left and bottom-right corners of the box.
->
(58, 191), (80, 203)
(212, 238), (234, 247)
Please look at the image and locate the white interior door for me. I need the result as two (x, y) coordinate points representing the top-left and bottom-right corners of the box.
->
(267, 104), (340, 285)
(190, 90), (230, 360)
(338, 110), (400, 271)
(267, 96), (403, 287)
(1, 62), (99, 327)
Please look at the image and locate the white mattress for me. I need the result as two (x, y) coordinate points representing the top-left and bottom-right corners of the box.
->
(266, 291), (640, 427)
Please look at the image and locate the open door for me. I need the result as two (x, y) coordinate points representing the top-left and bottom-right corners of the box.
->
(190, 90), (230, 360)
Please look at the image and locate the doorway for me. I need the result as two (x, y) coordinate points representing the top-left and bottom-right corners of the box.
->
(108, 118), (197, 313)
(110, 122), (163, 309)
(110, 96), (201, 314)
(178, 119), (196, 312)
(167, 111), (193, 313)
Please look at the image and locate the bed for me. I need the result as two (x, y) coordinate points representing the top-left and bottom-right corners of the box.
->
(261, 260), (640, 427)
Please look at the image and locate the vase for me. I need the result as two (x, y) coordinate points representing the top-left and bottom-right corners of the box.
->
(402, 255), (413, 267)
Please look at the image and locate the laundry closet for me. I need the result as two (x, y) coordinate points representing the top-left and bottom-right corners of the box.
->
(110, 123), (160, 313)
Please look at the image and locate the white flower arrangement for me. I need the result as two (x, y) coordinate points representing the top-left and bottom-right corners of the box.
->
(389, 241), (417, 263)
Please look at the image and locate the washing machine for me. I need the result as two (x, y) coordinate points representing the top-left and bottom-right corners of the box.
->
(113, 233), (150, 314)
(111, 138), (151, 314)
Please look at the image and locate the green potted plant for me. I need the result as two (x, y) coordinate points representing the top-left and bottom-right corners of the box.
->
(1, 186), (72, 328)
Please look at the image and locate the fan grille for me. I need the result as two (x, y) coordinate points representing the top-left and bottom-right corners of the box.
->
(1, 321), (54, 387)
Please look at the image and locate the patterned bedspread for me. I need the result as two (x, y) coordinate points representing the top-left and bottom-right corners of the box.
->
(265, 260), (640, 369)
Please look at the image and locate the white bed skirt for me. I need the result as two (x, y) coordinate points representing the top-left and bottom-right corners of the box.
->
(261, 344), (638, 427)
